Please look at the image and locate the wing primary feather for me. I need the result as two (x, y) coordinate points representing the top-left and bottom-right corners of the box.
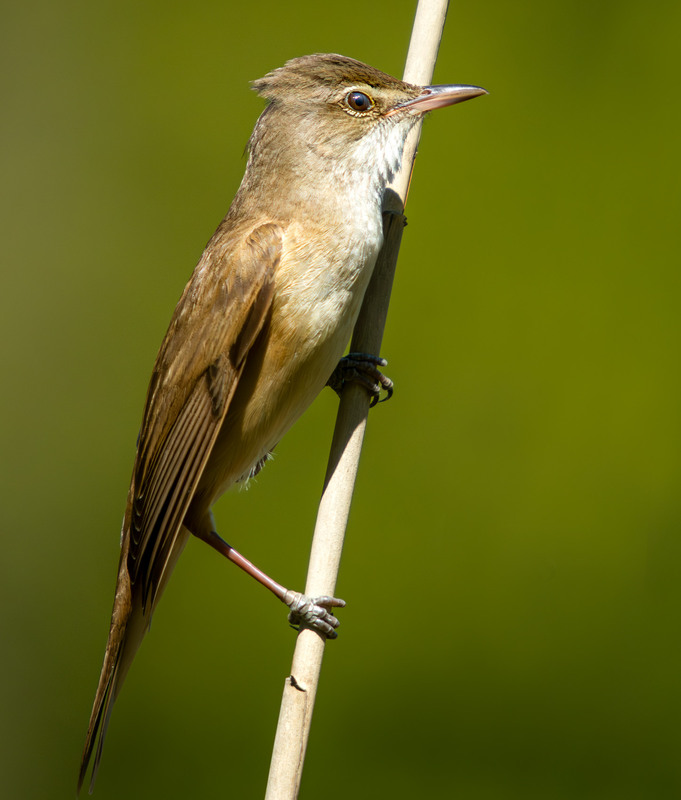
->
(147, 407), (218, 609)
(142, 390), (216, 609)
(133, 386), (208, 586)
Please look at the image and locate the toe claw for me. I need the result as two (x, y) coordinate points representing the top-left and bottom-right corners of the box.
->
(283, 591), (346, 639)
(327, 352), (394, 406)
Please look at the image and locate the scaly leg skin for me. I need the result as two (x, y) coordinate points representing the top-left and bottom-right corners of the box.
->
(194, 528), (345, 638)
(327, 352), (394, 407)
(283, 591), (346, 639)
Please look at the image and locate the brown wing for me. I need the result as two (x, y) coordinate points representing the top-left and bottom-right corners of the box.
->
(79, 222), (283, 795)
(126, 221), (282, 613)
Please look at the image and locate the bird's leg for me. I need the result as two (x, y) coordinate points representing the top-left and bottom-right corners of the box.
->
(192, 528), (345, 639)
(327, 352), (394, 407)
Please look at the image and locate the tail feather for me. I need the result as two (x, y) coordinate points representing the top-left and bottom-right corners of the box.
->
(78, 650), (121, 794)
(78, 525), (191, 793)
(78, 619), (124, 794)
(78, 546), (143, 795)
(78, 593), (152, 794)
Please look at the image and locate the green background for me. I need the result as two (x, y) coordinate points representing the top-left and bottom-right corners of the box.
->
(2, 1), (680, 797)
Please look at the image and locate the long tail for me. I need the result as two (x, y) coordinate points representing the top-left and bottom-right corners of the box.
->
(78, 524), (191, 793)
(77, 630), (124, 793)
(77, 551), (148, 794)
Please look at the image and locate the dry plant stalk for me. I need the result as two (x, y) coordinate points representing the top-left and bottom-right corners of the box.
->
(265, 2), (451, 797)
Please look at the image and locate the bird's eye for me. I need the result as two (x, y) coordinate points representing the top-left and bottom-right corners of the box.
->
(345, 91), (373, 113)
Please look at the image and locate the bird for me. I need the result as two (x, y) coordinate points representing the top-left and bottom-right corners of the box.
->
(78, 53), (486, 793)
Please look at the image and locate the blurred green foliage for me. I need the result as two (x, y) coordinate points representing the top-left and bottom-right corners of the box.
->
(2, 1), (680, 797)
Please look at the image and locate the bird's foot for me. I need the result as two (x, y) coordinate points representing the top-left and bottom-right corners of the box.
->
(327, 352), (393, 407)
(283, 591), (346, 639)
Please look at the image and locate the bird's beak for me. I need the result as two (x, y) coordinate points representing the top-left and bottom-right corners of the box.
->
(386, 84), (488, 116)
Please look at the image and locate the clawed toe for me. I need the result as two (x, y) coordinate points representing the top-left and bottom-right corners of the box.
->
(283, 591), (346, 639)
(327, 352), (394, 406)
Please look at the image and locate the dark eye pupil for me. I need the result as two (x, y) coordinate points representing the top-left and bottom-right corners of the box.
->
(347, 91), (371, 112)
